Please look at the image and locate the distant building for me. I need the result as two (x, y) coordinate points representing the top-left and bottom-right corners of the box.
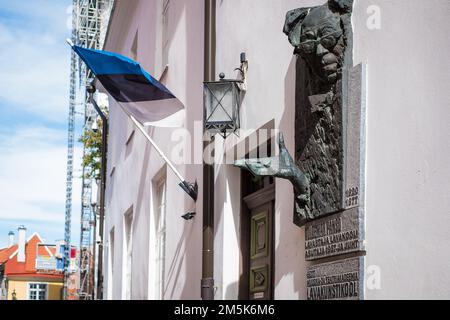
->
(67, 271), (80, 300)
(0, 226), (67, 300)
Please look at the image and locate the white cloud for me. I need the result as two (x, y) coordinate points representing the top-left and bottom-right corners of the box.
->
(0, 24), (70, 122)
(0, 0), (72, 33)
(0, 0), (82, 247)
(0, 126), (82, 225)
(0, 23), (13, 44)
(0, 1), (72, 123)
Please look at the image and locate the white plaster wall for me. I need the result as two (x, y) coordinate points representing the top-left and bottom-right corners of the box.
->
(213, 162), (241, 299)
(214, 0), (327, 300)
(214, 0), (450, 300)
(103, 0), (204, 300)
(101, 0), (450, 300)
(353, 0), (450, 299)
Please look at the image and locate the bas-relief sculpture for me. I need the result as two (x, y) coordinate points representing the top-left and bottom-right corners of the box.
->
(285, 0), (354, 226)
(234, 0), (354, 226)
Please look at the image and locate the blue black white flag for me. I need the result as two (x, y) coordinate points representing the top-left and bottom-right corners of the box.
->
(71, 45), (184, 127)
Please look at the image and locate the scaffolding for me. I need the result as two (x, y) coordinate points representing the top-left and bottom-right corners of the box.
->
(64, 0), (113, 300)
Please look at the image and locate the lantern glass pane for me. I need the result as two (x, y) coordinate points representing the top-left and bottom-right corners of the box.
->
(204, 82), (234, 124)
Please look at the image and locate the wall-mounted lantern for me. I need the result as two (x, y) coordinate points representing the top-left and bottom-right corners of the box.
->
(203, 53), (248, 139)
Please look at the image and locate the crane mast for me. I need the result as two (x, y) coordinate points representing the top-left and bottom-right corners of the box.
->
(64, 0), (113, 300)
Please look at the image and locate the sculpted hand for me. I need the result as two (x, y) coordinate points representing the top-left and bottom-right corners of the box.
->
(234, 132), (310, 219)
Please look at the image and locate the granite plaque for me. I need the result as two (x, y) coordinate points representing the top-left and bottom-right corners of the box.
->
(342, 63), (367, 210)
(305, 207), (364, 260)
(307, 257), (364, 300)
(304, 63), (366, 260)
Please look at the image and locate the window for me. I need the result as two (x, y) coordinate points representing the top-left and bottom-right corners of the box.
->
(155, 0), (170, 78)
(161, 0), (170, 70)
(107, 228), (115, 300)
(123, 208), (133, 300)
(28, 283), (47, 300)
(154, 173), (167, 299)
(131, 30), (138, 61)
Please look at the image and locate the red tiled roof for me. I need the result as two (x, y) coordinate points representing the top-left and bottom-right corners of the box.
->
(7, 273), (64, 280)
(25, 234), (41, 272)
(37, 244), (53, 257)
(2, 233), (62, 279)
(48, 247), (56, 256)
(0, 245), (18, 264)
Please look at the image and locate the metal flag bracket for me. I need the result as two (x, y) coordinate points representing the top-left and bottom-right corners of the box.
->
(179, 180), (198, 202)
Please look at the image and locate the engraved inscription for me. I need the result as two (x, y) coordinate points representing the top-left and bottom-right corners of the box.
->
(345, 187), (359, 207)
(307, 257), (363, 300)
(305, 207), (364, 260)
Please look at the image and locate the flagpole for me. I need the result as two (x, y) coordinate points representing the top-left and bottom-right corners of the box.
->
(128, 113), (182, 181)
(65, 40), (197, 201)
(118, 103), (198, 201)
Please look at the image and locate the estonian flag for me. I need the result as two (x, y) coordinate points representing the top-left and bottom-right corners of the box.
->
(71, 45), (184, 127)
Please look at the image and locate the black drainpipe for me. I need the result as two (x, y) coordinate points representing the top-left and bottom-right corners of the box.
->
(87, 84), (107, 300)
(201, 0), (216, 301)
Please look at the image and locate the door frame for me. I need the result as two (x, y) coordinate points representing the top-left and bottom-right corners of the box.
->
(239, 182), (275, 299)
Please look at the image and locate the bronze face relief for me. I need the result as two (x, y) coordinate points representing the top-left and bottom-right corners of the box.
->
(235, 0), (353, 227)
(285, 6), (345, 85)
(284, 0), (353, 226)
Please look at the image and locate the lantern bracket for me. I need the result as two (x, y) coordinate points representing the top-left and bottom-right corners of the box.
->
(234, 52), (248, 91)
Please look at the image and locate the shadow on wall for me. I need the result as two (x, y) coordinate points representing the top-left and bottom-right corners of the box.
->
(165, 221), (196, 298)
(225, 281), (239, 300)
(272, 54), (308, 299)
(132, 126), (153, 299)
(161, 0), (203, 300)
(210, 56), (306, 300)
(202, 136), (242, 300)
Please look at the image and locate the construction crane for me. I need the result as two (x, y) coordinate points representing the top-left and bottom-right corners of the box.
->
(63, 0), (78, 301)
(64, 0), (113, 300)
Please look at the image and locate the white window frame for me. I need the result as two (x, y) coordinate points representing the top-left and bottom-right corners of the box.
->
(154, 174), (167, 300)
(155, 0), (170, 78)
(161, 0), (170, 69)
(131, 30), (138, 61)
(122, 207), (133, 300)
(27, 282), (48, 300)
(107, 227), (115, 300)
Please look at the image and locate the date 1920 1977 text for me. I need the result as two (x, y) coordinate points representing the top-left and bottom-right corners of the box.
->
(345, 187), (359, 207)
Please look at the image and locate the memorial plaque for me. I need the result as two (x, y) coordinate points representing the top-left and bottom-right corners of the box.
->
(305, 207), (364, 260)
(303, 64), (367, 261)
(307, 257), (364, 300)
(239, 1), (366, 228)
(283, 0), (355, 226)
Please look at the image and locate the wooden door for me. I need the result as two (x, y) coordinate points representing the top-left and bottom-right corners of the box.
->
(243, 184), (275, 300)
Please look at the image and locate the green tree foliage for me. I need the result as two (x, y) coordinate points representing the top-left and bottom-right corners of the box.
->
(79, 118), (104, 180)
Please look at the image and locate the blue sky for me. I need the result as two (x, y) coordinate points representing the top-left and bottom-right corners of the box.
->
(0, 0), (82, 247)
